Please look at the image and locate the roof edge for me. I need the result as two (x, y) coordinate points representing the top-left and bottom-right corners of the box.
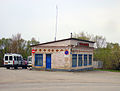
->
(31, 38), (95, 47)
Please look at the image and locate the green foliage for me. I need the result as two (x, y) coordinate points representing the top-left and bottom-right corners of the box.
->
(74, 32), (120, 70)
(94, 69), (120, 72)
(94, 43), (120, 69)
(73, 32), (91, 40)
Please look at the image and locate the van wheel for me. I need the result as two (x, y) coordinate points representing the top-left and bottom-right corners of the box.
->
(6, 67), (10, 69)
(14, 67), (18, 69)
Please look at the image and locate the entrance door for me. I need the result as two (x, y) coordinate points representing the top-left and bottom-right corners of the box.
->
(46, 54), (51, 69)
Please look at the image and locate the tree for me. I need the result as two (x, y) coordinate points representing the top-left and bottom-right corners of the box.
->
(73, 32), (91, 40)
(25, 37), (40, 57)
(0, 38), (12, 66)
(94, 35), (106, 48)
(0, 34), (40, 66)
(73, 32), (120, 69)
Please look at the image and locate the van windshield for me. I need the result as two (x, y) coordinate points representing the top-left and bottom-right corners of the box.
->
(17, 56), (22, 61)
(28, 57), (32, 61)
(5, 56), (8, 60)
(19, 57), (21, 60)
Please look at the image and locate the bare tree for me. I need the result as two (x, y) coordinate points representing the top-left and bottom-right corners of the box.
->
(94, 35), (106, 48)
(10, 33), (24, 53)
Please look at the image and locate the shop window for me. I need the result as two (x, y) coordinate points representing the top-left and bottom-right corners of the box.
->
(72, 54), (77, 67)
(84, 54), (87, 66)
(78, 54), (82, 66)
(35, 54), (43, 66)
(89, 55), (92, 65)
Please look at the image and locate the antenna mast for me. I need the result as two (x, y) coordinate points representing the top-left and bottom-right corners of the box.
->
(55, 5), (58, 41)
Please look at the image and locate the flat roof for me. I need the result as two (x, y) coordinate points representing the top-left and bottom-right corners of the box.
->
(31, 38), (95, 47)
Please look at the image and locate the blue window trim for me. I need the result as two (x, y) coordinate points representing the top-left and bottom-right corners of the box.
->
(78, 54), (82, 66)
(72, 54), (77, 67)
(84, 54), (87, 66)
(89, 54), (92, 65)
(35, 54), (43, 66)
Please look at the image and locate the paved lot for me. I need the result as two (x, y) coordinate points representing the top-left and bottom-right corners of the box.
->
(0, 68), (120, 91)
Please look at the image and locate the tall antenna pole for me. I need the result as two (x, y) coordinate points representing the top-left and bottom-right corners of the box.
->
(55, 5), (58, 41)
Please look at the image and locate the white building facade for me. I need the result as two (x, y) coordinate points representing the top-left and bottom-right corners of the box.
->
(31, 38), (94, 71)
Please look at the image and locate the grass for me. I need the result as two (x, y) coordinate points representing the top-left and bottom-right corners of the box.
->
(94, 69), (120, 72)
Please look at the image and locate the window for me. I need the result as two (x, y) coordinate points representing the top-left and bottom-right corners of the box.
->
(17, 56), (19, 61)
(35, 54), (43, 66)
(9, 56), (12, 60)
(28, 57), (32, 61)
(14, 56), (17, 61)
(72, 54), (77, 67)
(78, 54), (82, 66)
(5, 56), (8, 60)
(89, 55), (92, 65)
(19, 57), (22, 60)
(84, 54), (87, 66)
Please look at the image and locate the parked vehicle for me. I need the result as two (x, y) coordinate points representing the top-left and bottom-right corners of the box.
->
(22, 58), (28, 69)
(27, 56), (32, 67)
(4, 53), (23, 69)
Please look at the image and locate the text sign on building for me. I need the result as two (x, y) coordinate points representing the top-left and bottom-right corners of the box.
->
(77, 42), (89, 47)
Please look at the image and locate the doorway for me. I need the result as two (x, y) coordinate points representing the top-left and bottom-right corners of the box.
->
(46, 54), (51, 69)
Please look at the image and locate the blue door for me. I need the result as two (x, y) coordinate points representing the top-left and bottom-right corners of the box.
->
(46, 54), (51, 69)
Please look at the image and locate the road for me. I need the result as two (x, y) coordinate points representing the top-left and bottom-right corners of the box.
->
(0, 68), (120, 91)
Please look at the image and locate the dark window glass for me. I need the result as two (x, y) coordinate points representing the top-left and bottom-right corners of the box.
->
(9, 56), (12, 60)
(19, 57), (21, 60)
(28, 57), (32, 61)
(84, 54), (87, 66)
(78, 54), (82, 66)
(5, 56), (8, 60)
(17, 56), (19, 61)
(35, 54), (43, 66)
(72, 54), (77, 67)
(14, 56), (17, 61)
(89, 55), (92, 65)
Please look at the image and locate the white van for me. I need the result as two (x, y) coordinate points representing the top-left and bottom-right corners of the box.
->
(4, 53), (23, 69)
(27, 56), (32, 67)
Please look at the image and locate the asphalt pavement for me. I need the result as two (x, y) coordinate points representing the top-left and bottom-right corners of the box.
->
(0, 68), (120, 91)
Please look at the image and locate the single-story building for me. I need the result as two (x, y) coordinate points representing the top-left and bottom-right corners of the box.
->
(31, 38), (95, 71)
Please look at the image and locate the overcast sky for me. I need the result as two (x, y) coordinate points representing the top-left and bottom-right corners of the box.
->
(0, 0), (120, 43)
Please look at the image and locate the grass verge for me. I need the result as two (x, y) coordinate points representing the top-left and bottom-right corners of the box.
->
(94, 69), (120, 72)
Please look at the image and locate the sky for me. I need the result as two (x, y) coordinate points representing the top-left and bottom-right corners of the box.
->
(0, 0), (120, 43)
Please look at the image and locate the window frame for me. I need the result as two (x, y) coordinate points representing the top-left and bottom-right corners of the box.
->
(78, 54), (82, 67)
(72, 54), (77, 67)
(35, 54), (43, 66)
(84, 54), (87, 66)
(89, 54), (92, 65)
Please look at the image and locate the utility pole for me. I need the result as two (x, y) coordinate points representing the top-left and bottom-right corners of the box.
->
(55, 5), (58, 41)
(71, 33), (72, 38)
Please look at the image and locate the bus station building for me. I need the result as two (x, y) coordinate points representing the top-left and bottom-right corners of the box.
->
(31, 38), (94, 71)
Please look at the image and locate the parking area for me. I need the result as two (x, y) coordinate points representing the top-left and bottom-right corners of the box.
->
(0, 68), (120, 91)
